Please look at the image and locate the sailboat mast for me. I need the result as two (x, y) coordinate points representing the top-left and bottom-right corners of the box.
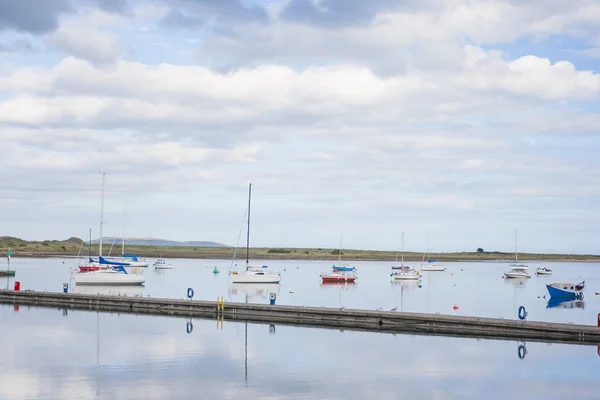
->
(121, 201), (126, 256)
(88, 228), (91, 259)
(427, 230), (430, 261)
(338, 236), (342, 263)
(246, 183), (251, 270)
(99, 172), (106, 257)
(514, 229), (518, 263)
(401, 232), (404, 265)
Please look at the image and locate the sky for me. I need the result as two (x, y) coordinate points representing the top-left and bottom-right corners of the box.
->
(0, 0), (599, 254)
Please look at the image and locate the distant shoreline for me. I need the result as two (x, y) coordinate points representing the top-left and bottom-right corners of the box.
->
(5, 251), (600, 263)
(2, 236), (598, 263)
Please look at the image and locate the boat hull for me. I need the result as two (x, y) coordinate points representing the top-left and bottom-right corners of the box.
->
(536, 269), (552, 275)
(504, 272), (530, 279)
(332, 266), (356, 272)
(421, 266), (446, 271)
(392, 274), (420, 280)
(73, 271), (145, 286)
(231, 272), (281, 284)
(321, 275), (356, 283)
(546, 284), (582, 298)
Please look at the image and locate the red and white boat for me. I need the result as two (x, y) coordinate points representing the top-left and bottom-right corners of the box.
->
(320, 272), (357, 283)
(78, 263), (109, 272)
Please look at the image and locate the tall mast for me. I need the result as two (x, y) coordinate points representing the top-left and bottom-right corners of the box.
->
(121, 201), (126, 256)
(338, 236), (342, 263)
(99, 172), (106, 257)
(401, 232), (404, 265)
(514, 228), (518, 263)
(88, 228), (91, 258)
(427, 230), (430, 261)
(246, 183), (251, 270)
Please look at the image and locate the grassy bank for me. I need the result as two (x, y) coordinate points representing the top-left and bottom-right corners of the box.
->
(1, 236), (599, 262)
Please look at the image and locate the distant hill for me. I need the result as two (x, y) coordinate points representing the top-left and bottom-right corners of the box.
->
(91, 237), (229, 247)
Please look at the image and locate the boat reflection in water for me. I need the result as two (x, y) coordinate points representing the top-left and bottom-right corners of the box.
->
(546, 297), (585, 310)
(230, 283), (281, 302)
(72, 284), (145, 297)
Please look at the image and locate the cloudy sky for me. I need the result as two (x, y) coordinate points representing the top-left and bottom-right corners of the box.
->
(1, 0), (599, 254)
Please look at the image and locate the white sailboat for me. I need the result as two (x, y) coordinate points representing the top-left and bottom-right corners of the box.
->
(421, 231), (446, 271)
(73, 173), (145, 286)
(92, 202), (149, 268)
(391, 233), (421, 280)
(230, 183), (281, 284)
(153, 258), (174, 269)
(504, 229), (530, 279)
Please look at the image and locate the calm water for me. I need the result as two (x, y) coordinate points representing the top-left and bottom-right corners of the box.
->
(0, 305), (599, 400)
(2, 257), (599, 325)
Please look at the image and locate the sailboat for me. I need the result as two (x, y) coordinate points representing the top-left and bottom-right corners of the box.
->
(90, 202), (149, 268)
(230, 183), (281, 284)
(73, 173), (145, 286)
(421, 231), (445, 271)
(78, 229), (109, 272)
(331, 237), (356, 272)
(503, 229), (530, 279)
(391, 232), (408, 270)
(391, 232), (420, 280)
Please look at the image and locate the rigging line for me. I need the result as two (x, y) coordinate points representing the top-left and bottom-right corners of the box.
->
(107, 237), (116, 257)
(230, 207), (248, 272)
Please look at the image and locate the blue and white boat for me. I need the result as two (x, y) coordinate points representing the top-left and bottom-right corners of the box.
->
(546, 281), (584, 299)
(332, 265), (356, 272)
(330, 236), (357, 272)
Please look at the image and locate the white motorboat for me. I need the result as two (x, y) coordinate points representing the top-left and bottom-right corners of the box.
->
(504, 266), (530, 279)
(153, 258), (174, 269)
(72, 266), (145, 286)
(230, 183), (281, 284)
(536, 267), (552, 275)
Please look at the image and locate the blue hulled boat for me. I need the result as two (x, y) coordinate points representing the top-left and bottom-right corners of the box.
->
(332, 265), (356, 272)
(546, 281), (584, 299)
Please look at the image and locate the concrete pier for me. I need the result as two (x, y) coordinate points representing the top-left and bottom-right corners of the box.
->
(0, 290), (599, 345)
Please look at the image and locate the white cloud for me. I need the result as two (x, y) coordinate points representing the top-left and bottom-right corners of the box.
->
(46, 24), (123, 64)
(0, 0), (599, 252)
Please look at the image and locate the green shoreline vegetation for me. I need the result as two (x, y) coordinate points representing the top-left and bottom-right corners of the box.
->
(1, 236), (599, 262)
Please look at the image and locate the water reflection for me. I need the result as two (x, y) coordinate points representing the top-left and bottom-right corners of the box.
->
(391, 279), (422, 312)
(229, 283), (280, 301)
(546, 297), (586, 310)
(72, 285), (146, 297)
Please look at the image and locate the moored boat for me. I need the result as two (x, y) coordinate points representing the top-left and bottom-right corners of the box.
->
(153, 258), (174, 269)
(504, 266), (530, 279)
(321, 271), (357, 283)
(332, 265), (356, 272)
(391, 267), (421, 280)
(535, 267), (552, 275)
(546, 281), (584, 298)
(230, 183), (281, 284)
(231, 269), (281, 284)
(420, 232), (446, 271)
(73, 266), (145, 286)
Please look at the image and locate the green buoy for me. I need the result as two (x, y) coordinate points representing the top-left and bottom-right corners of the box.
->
(213, 266), (220, 274)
